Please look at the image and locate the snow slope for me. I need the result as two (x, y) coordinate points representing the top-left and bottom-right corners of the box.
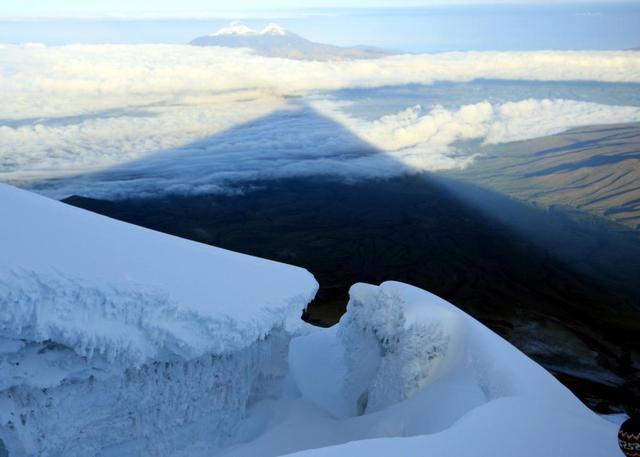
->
(0, 183), (619, 456)
(231, 282), (620, 457)
(0, 183), (317, 456)
(0, 183), (317, 363)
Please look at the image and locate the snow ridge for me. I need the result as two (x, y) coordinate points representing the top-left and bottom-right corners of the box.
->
(0, 267), (309, 366)
(0, 183), (318, 364)
(0, 183), (318, 456)
(286, 281), (620, 457)
(0, 183), (621, 456)
(339, 283), (459, 414)
(337, 282), (587, 415)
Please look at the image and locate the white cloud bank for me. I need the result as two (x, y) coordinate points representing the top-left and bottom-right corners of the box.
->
(1, 44), (640, 197)
(314, 97), (640, 155)
(16, 98), (640, 199)
(2, 44), (640, 120)
(0, 93), (284, 181)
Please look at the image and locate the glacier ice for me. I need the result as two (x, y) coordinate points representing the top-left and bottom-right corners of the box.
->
(0, 330), (292, 456)
(0, 183), (621, 456)
(285, 281), (621, 457)
(0, 183), (317, 456)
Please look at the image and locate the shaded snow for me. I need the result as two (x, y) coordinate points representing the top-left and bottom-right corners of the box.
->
(277, 282), (620, 457)
(0, 184), (620, 456)
(0, 183), (317, 456)
(0, 183), (317, 364)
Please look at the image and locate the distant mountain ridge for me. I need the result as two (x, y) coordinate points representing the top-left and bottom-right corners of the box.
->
(190, 22), (398, 60)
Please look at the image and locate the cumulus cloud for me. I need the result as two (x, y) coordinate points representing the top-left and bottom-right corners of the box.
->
(1, 44), (640, 197)
(313, 98), (640, 152)
(484, 99), (640, 143)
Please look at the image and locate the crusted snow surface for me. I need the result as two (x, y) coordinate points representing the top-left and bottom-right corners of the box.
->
(335, 281), (576, 414)
(0, 183), (317, 456)
(0, 183), (318, 364)
(283, 281), (620, 457)
(0, 182), (620, 456)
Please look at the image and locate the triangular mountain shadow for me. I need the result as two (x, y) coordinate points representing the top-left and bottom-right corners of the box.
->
(52, 103), (640, 412)
(35, 104), (410, 199)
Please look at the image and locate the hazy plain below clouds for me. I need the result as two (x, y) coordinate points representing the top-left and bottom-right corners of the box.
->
(2, 44), (640, 197)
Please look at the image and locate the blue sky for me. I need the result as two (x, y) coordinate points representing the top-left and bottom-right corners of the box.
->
(2, 1), (640, 18)
(1, 2), (640, 51)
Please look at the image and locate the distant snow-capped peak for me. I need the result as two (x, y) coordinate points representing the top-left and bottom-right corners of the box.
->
(261, 23), (288, 36)
(212, 22), (258, 36)
(211, 22), (290, 37)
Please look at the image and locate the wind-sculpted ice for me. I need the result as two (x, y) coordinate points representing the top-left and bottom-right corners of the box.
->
(0, 330), (291, 457)
(0, 183), (317, 456)
(287, 282), (620, 457)
(337, 283), (458, 414)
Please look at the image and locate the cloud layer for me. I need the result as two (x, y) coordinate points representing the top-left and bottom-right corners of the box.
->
(3, 44), (640, 120)
(22, 98), (640, 199)
(1, 44), (640, 197)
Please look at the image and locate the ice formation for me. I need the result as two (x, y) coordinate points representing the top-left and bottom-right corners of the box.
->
(0, 183), (317, 456)
(0, 184), (620, 456)
(285, 282), (621, 457)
